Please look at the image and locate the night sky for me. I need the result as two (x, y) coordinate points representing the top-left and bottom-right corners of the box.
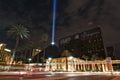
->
(0, 0), (120, 49)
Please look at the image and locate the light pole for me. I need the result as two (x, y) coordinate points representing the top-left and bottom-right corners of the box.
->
(28, 58), (32, 71)
(48, 57), (52, 71)
(69, 56), (73, 72)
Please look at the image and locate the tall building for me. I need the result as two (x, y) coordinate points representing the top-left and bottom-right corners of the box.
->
(106, 46), (115, 59)
(113, 43), (120, 60)
(59, 27), (106, 60)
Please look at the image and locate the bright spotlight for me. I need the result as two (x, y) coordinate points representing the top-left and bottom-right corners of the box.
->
(51, 42), (55, 45)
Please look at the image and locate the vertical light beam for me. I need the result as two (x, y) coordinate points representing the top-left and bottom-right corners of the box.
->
(51, 0), (57, 45)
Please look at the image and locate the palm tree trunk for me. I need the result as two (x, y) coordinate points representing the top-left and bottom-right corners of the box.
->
(24, 50), (27, 62)
(11, 37), (19, 64)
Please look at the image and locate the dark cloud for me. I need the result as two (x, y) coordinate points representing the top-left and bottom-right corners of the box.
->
(0, 0), (53, 47)
(56, 0), (120, 46)
(0, 0), (120, 48)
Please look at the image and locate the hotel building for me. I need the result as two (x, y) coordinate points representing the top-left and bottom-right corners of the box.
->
(59, 27), (106, 60)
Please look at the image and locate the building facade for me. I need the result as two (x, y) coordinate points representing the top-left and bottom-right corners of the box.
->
(0, 43), (11, 64)
(106, 46), (115, 59)
(113, 43), (120, 60)
(59, 27), (106, 60)
(45, 57), (115, 72)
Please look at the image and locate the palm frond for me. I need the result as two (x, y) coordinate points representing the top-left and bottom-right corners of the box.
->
(7, 24), (30, 40)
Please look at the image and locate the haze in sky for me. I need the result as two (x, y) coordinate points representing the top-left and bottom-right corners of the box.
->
(0, 0), (119, 48)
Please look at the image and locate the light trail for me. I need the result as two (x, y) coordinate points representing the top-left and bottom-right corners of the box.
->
(51, 0), (57, 45)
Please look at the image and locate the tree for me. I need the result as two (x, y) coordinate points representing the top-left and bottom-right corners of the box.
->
(82, 55), (89, 61)
(61, 50), (72, 71)
(91, 54), (99, 61)
(7, 24), (30, 64)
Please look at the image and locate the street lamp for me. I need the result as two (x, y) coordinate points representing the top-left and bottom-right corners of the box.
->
(48, 57), (52, 71)
(28, 58), (32, 63)
(28, 58), (32, 71)
(69, 56), (73, 72)
(69, 56), (73, 60)
(48, 57), (52, 61)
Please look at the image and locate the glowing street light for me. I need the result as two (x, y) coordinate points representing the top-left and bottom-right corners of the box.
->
(69, 56), (73, 60)
(48, 57), (52, 71)
(28, 58), (32, 71)
(69, 56), (74, 72)
(48, 57), (52, 61)
(28, 58), (32, 63)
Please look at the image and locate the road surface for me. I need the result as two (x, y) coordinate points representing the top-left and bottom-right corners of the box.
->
(0, 71), (120, 80)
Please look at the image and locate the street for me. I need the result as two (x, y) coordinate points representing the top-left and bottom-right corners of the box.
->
(0, 71), (120, 80)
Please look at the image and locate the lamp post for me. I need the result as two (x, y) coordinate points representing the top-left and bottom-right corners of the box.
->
(48, 57), (52, 71)
(69, 56), (73, 72)
(28, 58), (32, 71)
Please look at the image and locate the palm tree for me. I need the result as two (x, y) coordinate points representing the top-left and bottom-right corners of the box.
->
(7, 24), (30, 64)
(91, 54), (99, 61)
(61, 50), (71, 71)
(82, 55), (89, 61)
